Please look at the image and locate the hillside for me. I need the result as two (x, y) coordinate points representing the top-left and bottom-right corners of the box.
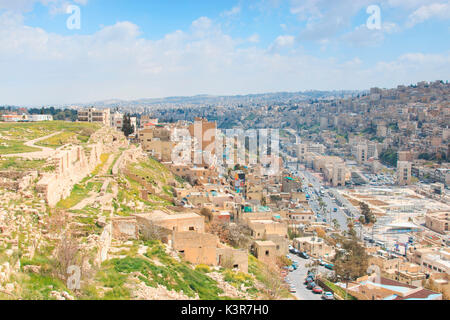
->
(0, 122), (291, 300)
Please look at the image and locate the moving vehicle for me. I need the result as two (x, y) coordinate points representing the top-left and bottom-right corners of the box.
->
(312, 286), (323, 294)
(322, 292), (334, 300)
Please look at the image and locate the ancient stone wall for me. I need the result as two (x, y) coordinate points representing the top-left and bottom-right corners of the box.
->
(111, 217), (139, 240)
(36, 143), (104, 207)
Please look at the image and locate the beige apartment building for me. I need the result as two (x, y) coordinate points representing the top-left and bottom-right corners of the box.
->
(356, 144), (368, 164)
(397, 161), (412, 185)
(138, 126), (174, 161)
(293, 236), (334, 259)
(425, 211), (449, 234)
(411, 247), (450, 274)
(77, 107), (110, 125)
(284, 210), (315, 225)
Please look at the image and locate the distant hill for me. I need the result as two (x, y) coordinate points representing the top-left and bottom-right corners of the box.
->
(68, 90), (363, 108)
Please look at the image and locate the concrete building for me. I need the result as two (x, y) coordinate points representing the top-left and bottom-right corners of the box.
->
(412, 247), (450, 274)
(356, 144), (368, 164)
(77, 107), (110, 125)
(425, 211), (449, 234)
(188, 118), (217, 164)
(110, 112), (123, 130)
(138, 126), (174, 161)
(252, 240), (279, 264)
(293, 236), (334, 259)
(28, 114), (53, 122)
(331, 162), (346, 187)
(135, 210), (205, 242)
(346, 275), (442, 300)
(284, 210), (315, 225)
(397, 161), (412, 185)
(1, 114), (53, 122)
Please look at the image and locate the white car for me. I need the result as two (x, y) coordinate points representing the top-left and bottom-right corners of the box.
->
(322, 292), (334, 300)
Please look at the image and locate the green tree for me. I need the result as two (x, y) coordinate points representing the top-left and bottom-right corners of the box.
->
(359, 202), (376, 225)
(333, 238), (369, 282)
(122, 113), (134, 137)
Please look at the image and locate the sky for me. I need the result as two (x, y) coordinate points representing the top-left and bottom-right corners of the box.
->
(0, 0), (449, 106)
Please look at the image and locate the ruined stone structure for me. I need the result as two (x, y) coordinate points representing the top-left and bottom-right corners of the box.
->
(36, 143), (105, 207)
(111, 217), (139, 240)
(34, 127), (128, 207)
(0, 171), (38, 192)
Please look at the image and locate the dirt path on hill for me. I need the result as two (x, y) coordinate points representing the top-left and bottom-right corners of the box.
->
(3, 131), (62, 159)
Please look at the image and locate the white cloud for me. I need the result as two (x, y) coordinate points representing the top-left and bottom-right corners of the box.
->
(221, 5), (241, 17)
(289, 0), (450, 41)
(407, 2), (450, 27)
(0, 10), (449, 106)
(248, 34), (260, 43)
(270, 35), (295, 48)
(0, 0), (87, 13)
(342, 22), (399, 47)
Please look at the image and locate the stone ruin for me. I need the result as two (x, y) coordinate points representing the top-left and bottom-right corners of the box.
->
(36, 143), (105, 207)
(0, 171), (38, 192)
(35, 127), (128, 207)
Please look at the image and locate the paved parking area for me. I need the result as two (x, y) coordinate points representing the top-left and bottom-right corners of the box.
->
(285, 254), (333, 300)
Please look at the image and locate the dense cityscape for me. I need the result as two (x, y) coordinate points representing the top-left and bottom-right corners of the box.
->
(0, 0), (448, 314)
(0, 79), (448, 302)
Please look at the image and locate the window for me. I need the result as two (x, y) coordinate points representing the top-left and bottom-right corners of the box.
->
(265, 250), (270, 256)
(189, 227), (195, 231)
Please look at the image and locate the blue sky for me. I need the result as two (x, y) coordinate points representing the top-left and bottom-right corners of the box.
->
(0, 0), (449, 106)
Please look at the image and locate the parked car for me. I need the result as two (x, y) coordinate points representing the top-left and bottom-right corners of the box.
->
(291, 264), (298, 270)
(299, 251), (310, 259)
(322, 292), (334, 300)
(289, 285), (297, 293)
(304, 276), (314, 285)
(307, 282), (316, 290)
(312, 286), (323, 294)
(324, 264), (334, 270)
(318, 259), (325, 266)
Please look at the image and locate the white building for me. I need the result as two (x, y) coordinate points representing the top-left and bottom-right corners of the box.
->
(28, 114), (53, 122)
